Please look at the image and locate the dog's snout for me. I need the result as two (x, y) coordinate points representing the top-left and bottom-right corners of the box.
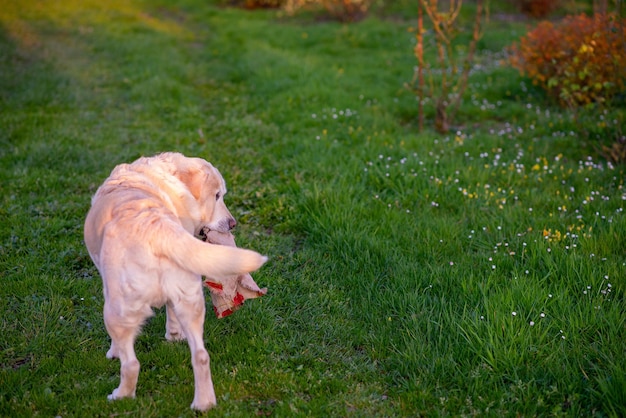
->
(228, 218), (237, 230)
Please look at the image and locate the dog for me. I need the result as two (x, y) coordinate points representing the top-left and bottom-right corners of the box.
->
(84, 152), (267, 411)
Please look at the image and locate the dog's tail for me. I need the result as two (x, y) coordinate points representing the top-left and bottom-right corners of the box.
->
(155, 222), (267, 279)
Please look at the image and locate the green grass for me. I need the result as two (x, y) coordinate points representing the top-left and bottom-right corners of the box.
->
(1, 0), (625, 416)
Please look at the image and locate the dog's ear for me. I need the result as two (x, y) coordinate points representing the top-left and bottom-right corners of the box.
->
(175, 167), (206, 201)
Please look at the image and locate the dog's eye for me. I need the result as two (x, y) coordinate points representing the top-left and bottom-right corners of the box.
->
(215, 192), (221, 201)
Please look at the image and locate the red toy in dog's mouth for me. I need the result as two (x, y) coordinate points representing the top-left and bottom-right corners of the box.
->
(200, 228), (267, 318)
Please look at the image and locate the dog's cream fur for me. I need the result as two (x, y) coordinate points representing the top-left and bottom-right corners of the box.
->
(84, 152), (266, 411)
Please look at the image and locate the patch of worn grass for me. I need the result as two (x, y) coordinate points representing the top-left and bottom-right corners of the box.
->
(1, 0), (624, 416)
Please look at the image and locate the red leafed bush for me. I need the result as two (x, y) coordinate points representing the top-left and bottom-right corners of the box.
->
(510, 13), (626, 107)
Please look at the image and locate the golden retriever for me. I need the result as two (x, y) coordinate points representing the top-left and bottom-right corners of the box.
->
(84, 152), (267, 411)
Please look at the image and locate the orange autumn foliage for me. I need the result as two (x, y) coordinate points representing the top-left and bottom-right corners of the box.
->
(511, 13), (626, 107)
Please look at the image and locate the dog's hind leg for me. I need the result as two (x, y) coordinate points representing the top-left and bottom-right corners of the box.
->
(103, 302), (147, 401)
(165, 302), (186, 341)
(171, 291), (217, 411)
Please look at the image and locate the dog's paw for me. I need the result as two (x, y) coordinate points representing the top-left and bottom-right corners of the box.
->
(191, 390), (217, 411)
(107, 388), (135, 401)
(165, 330), (186, 342)
(106, 347), (119, 360)
(190, 399), (216, 411)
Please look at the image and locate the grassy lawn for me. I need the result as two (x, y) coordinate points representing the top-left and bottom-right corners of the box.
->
(1, 0), (624, 416)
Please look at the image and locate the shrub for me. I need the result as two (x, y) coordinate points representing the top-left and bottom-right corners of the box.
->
(600, 139), (626, 164)
(409, 0), (488, 133)
(245, 0), (284, 8)
(284, 0), (372, 21)
(510, 13), (626, 107)
(516, 0), (560, 18)
(227, 0), (284, 9)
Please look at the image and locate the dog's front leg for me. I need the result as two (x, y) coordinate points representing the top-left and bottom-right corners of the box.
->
(173, 296), (217, 411)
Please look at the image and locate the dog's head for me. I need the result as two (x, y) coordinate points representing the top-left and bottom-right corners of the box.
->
(168, 153), (237, 235)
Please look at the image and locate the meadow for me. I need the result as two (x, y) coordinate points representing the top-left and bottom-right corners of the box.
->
(1, 0), (624, 416)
